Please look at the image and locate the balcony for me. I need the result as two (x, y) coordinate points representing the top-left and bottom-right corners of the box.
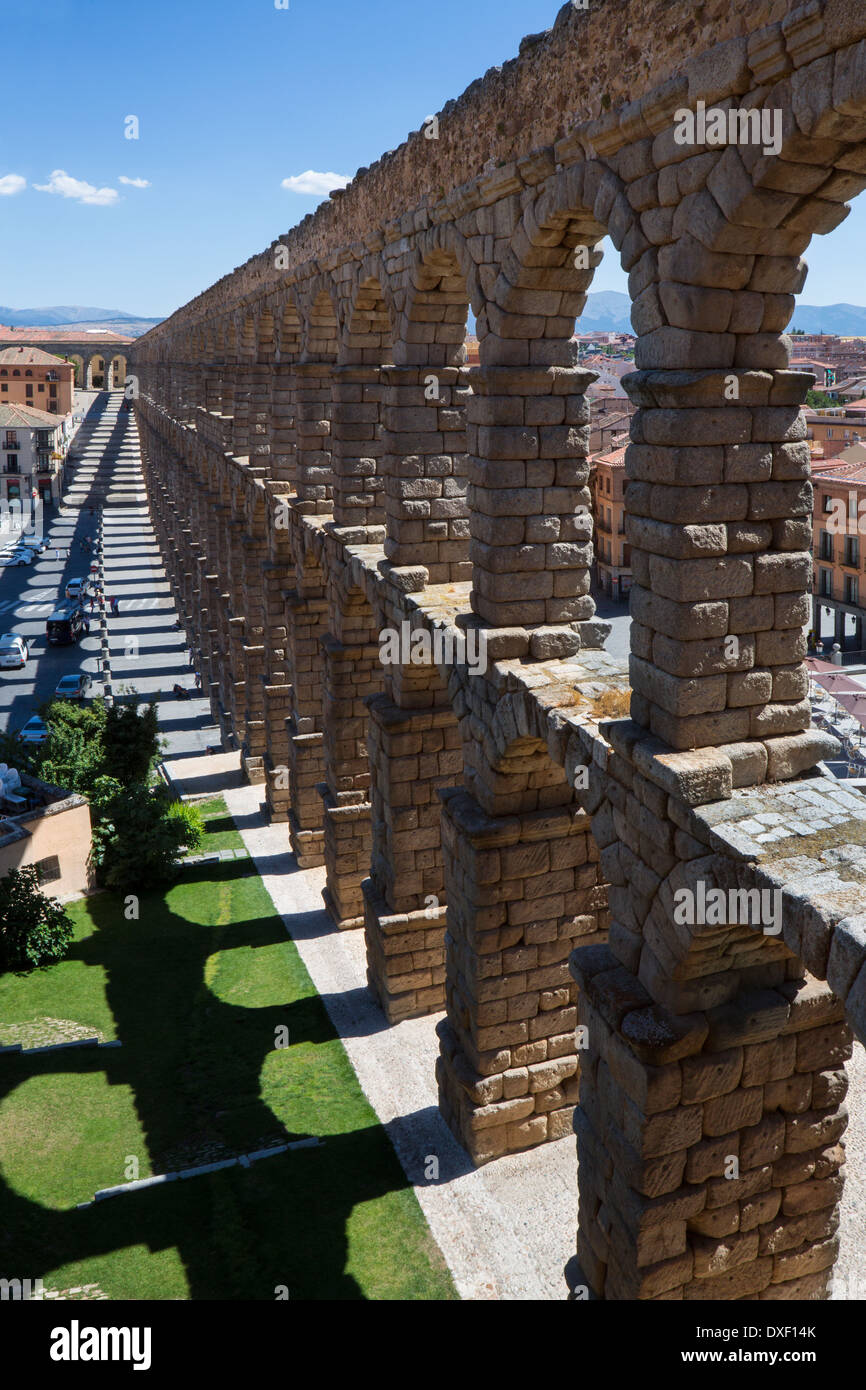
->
(2, 465), (21, 475)
(2, 439), (19, 451)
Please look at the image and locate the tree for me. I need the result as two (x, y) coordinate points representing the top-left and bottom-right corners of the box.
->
(0, 866), (74, 973)
(806, 389), (837, 409)
(102, 699), (162, 786)
(36, 699), (107, 795)
(89, 779), (202, 889)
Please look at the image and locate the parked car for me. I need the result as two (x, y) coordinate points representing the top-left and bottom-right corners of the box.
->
(54, 672), (92, 701)
(65, 576), (94, 602)
(0, 634), (30, 669)
(19, 715), (49, 746)
(17, 536), (50, 554)
(46, 605), (88, 646)
(5, 548), (35, 567)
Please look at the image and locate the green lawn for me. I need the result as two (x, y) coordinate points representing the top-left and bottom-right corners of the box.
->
(0, 798), (456, 1300)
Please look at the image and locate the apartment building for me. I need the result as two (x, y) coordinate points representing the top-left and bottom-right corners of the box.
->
(591, 444), (630, 601)
(804, 401), (866, 459)
(0, 403), (69, 507)
(812, 452), (866, 650)
(0, 346), (74, 415)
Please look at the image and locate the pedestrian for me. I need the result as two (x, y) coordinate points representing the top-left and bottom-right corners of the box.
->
(111, 596), (119, 616)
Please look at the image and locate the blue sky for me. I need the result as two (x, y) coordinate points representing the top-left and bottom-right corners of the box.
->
(1, 0), (862, 318)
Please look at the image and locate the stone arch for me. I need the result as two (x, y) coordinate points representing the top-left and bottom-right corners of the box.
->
(276, 291), (303, 362)
(326, 267), (397, 528)
(399, 226), (478, 369)
(302, 282), (341, 363)
(497, 163), (618, 354)
(110, 353), (128, 388)
(621, 66), (866, 761)
(339, 266), (396, 367)
(64, 353), (85, 387)
(379, 236), (475, 584)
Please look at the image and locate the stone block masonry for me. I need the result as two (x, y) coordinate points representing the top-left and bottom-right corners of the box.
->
(133, 0), (866, 1300)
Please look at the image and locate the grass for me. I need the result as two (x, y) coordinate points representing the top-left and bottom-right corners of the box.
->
(192, 796), (246, 852)
(0, 798), (456, 1300)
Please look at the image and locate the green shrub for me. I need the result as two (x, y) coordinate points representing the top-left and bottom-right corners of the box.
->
(0, 866), (74, 973)
(90, 785), (203, 890)
(165, 799), (205, 852)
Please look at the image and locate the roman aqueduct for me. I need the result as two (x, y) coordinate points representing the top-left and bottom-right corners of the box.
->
(131, 0), (866, 1299)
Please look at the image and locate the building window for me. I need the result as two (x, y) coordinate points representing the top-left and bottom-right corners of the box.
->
(845, 537), (860, 568)
(819, 531), (833, 561)
(25, 385), (33, 397)
(845, 575), (859, 605)
(35, 855), (61, 885)
(823, 495), (835, 513)
(5, 455), (18, 472)
(821, 568), (833, 597)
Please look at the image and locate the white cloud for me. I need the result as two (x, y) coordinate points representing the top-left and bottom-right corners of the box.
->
(280, 169), (350, 196)
(33, 169), (118, 206)
(0, 174), (26, 196)
(119, 175), (150, 188)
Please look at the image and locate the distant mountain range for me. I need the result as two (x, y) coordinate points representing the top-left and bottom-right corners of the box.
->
(576, 291), (866, 338)
(0, 306), (163, 338)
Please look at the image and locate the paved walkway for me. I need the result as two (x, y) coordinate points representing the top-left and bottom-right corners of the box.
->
(68, 393), (220, 759)
(222, 780), (577, 1300)
(218, 779), (866, 1300)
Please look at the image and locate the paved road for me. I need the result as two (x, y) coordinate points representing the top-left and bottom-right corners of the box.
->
(0, 390), (218, 760)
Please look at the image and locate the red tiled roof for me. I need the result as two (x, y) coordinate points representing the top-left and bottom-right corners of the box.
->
(0, 325), (132, 345)
(0, 345), (71, 366)
(592, 446), (627, 467)
(0, 402), (66, 427)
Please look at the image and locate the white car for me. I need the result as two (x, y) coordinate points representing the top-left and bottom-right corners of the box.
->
(19, 715), (48, 745)
(0, 634), (29, 669)
(65, 576), (93, 602)
(6, 549), (35, 566)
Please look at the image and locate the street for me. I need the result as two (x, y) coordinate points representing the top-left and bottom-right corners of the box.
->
(0, 390), (217, 759)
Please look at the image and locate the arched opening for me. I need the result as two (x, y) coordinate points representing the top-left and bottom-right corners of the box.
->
(330, 274), (395, 527)
(110, 354), (128, 388)
(293, 288), (341, 514)
(63, 353), (85, 388)
(384, 246), (473, 584)
(266, 297), (302, 487)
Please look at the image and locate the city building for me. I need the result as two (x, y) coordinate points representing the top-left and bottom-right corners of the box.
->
(0, 402), (69, 508)
(590, 444), (630, 601)
(0, 772), (93, 900)
(811, 451), (866, 651)
(0, 326), (132, 390)
(790, 356), (837, 389)
(804, 401), (866, 459)
(589, 395), (635, 453)
(0, 346), (74, 415)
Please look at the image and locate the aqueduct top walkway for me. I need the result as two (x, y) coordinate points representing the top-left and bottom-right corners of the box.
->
(133, 0), (866, 1299)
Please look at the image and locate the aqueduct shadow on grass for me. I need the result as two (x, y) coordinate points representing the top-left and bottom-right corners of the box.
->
(0, 852), (455, 1300)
